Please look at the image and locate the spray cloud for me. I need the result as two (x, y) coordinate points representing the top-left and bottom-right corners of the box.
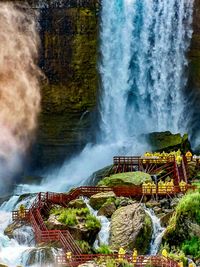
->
(0, 2), (41, 192)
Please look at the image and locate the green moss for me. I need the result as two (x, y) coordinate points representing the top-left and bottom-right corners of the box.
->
(98, 172), (152, 187)
(85, 214), (101, 230)
(147, 131), (191, 153)
(135, 214), (152, 254)
(50, 206), (101, 230)
(95, 244), (112, 254)
(75, 240), (92, 254)
(181, 237), (200, 259)
(164, 191), (200, 249)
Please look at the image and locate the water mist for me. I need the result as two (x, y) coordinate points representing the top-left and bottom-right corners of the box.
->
(0, 2), (41, 193)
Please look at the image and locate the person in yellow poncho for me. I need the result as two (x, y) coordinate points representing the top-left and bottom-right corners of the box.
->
(185, 151), (192, 161)
(132, 248), (138, 264)
(18, 204), (26, 219)
(118, 247), (126, 262)
(166, 179), (174, 193)
(179, 180), (187, 192)
(66, 251), (72, 261)
(161, 249), (168, 258)
(151, 182), (157, 194)
(142, 182), (148, 194)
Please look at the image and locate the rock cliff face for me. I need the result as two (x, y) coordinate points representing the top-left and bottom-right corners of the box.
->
(187, 0), (200, 148)
(26, 0), (100, 169)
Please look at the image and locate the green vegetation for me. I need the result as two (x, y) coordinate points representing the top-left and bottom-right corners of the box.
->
(50, 207), (101, 230)
(168, 251), (188, 267)
(75, 240), (92, 254)
(164, 191), (200, 259)
(96, 244), (112, 254)
(134, 214), (153, 254)
(147, 131), (190, 153)
(181, 237), (200, 259)
(98, 172), (152, 187)
(96, 257), (135, 267)
(85, 214), (101, 230)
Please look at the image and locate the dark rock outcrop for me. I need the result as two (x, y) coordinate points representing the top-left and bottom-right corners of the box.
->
(147, 131), (191, 153)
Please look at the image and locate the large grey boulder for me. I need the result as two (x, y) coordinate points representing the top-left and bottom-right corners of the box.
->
(110, 204), (152, 254)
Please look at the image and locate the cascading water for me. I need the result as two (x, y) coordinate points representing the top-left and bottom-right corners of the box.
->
(83, 198), (110, 248)
(0, 0), (195, 265)
(145, 207), (165, 255)
(38, 0), (194, 192)
(99, 0), (194, 143)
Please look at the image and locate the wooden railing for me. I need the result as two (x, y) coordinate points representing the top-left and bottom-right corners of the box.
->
(56, 254), (179, 267)
(113, 156), (175, 165)
(12, 184), (196, 258)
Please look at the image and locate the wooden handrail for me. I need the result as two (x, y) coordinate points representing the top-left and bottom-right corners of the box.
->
(56, 254), (179, 267)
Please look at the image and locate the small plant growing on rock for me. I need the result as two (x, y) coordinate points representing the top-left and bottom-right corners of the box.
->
(85, 214), (101, 230)
(96, 244), (112, 254)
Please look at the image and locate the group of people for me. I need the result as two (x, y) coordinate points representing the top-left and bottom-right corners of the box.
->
(142, 179), (187, 194)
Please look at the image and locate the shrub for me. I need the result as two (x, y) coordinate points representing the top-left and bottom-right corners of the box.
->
(85, 214), (101, 230)
(181, 237), (200, 259)
(76, 240), (92, 254)
(168, 251), (188, 266)
(58, 209), (78, 226)
(96, 244), (112, 254)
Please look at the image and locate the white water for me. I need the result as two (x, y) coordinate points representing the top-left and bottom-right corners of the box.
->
(99, 0), (194, 142)
(145, 207), (165, 255)
(0, 0), (195, 265)
(83, 198), (110, 248)
(32, 0), (194, 193)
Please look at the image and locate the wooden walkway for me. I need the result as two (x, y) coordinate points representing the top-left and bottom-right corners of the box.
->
(11, 155), (195, 266)
(112, 156), (189, 185)
(56, 254), (179, 267)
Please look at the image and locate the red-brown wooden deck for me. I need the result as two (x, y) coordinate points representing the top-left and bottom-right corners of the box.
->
(11, 155), (195, 266)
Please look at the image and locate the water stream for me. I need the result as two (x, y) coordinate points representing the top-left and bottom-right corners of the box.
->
(145, 207), (165, 255)
(83, 197), (110, 248)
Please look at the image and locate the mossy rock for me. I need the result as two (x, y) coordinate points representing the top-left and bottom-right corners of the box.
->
(0, 264), (9, 267)
(147, 131), (191, 153)
(98, 172), (152, 187)
(163, 191), (200, 258)
(134, 214), (153, 254)
(68, 199), (87, 209)
(89, 192), (116, 210)
(110, 204), (152, 253)
(97, 199), (116, 217)
(22, 247), (56, 266)
(86, 165), (113, 185)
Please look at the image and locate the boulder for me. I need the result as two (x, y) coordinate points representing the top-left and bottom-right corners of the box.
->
(22, 247), (56, 266)
(86, 165), (113, 185)
(160, 211), (174, 227)
(115, 197), (136, 207)
(110, 204), (152, 253)
(153, 206), (162, 214)
(147, 131), (191, 153)
(0, 264), (8, 267)
(46, 210), (100, 245)
(98, 172), (152, 187)
(68, 199), (87, 209)
(97, 201), (116, 217)
(89, 192), (116, 210)
(163, 191), (200, 248)
(146, 200), (161, 209)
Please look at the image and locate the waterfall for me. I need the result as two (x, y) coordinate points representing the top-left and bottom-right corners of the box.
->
(99, 0), (194, 143)
(83, 198), (110, 248)
(145, 207), (165, 255)
(0, 2), (41, 194)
